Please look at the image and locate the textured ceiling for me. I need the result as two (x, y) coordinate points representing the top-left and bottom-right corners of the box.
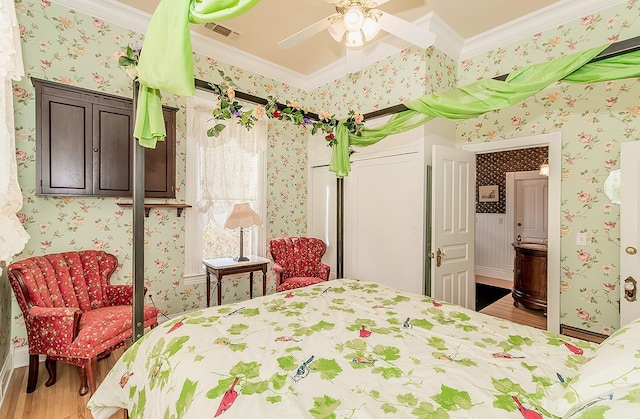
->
(114, 0), (563, 75)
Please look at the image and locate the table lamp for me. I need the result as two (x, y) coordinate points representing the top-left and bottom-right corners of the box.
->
(224, 203), (263, 261)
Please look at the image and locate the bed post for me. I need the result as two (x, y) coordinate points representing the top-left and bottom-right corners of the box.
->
(337, 177), (344, 278)
(132, 80), (145, 342)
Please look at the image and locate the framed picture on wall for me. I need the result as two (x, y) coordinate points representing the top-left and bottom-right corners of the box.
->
(479, 185), (499, 202)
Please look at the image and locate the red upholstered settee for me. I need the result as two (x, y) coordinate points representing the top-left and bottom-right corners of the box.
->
(7, 250), (158, 396)
(269, 237), (330, 292)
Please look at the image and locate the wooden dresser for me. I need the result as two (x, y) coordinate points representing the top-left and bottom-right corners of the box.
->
(512, 242), (547, 313)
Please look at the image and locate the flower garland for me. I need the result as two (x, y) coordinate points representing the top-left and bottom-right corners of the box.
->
(117, 44), (364, 147)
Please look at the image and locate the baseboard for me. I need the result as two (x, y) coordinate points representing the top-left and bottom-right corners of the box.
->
(0, 345), (14, 410)
(13, 309), (190, 369)
(475, 266), (512, 281)
(560, 324), (608, 344)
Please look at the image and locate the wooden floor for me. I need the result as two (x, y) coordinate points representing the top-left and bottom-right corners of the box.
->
(0, 347), (128, 419)
(476, 275), (547, 330)
(0, 277), (547, 418)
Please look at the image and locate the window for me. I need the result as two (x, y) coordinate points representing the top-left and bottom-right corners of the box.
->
(184, 94), (267, 283)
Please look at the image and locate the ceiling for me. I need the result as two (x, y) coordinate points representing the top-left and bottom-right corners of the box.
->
(116, 0), (561, 75)
(75, 0), (624, 89)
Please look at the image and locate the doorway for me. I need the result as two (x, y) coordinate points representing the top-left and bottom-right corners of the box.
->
(464, 132), (561, 333)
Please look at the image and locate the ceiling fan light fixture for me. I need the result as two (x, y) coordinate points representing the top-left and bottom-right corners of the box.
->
(361, 16), (381, 41)
(328, 19), (346, 42)
(343, 5), (365, 32)
(346, 30), (364, 47)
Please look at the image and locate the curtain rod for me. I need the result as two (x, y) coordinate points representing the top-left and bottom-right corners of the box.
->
(194, 78), (321, 121)
(194, 35), (640, 123)
(363, 35), (640, 120)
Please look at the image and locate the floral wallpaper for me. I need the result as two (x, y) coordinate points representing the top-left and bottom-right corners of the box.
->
(457, 0), (640, 334)
(9, 0), (308, 349)
(5, 0), (637, 366)
(306, 46), (457, 117)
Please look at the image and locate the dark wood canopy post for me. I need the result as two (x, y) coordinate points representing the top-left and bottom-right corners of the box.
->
(132, 81), (145, 342)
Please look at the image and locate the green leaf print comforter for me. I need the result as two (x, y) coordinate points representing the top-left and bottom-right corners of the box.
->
(88, 278), (608, 418)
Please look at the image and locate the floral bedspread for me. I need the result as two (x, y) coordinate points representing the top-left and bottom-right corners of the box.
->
(88, 278), (598, 418)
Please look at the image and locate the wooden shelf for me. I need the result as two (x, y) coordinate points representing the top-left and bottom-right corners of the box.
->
(117, 203), (192, 217)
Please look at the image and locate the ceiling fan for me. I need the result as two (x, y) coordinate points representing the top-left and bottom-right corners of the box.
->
(278, 0), (436, 52)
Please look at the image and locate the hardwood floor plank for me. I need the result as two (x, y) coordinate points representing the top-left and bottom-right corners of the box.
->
(0, 347), (128, 419)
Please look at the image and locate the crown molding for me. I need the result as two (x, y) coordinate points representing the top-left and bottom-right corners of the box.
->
(51, 0), (313, 90)
(459, 0), (628, 60)
(52, 0), (628, 91)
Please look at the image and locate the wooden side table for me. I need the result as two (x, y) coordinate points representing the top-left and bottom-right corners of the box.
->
(202, 256), (270, 307)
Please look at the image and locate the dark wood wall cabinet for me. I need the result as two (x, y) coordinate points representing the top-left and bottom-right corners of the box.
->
(512, 242), (547, 313)
(34, 78), (177, 198)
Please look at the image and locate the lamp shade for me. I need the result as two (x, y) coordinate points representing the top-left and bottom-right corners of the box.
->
(224, 203), (262, 229)
(343, 5), (365, 32)
(361, 16), (381, 41)
(346, 30), (364, 47)
(328, 19), (346, 42)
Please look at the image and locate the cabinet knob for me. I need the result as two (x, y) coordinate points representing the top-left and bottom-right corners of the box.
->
(93, 148), (98, 152)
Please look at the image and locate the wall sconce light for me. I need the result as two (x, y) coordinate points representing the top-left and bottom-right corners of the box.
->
(604, 169), (621, 204)
(539, 160), (549, 176)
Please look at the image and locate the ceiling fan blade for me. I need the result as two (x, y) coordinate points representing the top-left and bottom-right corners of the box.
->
(378, 10), (436, 49)
(370, 0), (392, 6)
(278, 16), (335, 49)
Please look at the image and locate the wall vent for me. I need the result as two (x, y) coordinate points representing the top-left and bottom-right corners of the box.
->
(204, 23), (241, 40)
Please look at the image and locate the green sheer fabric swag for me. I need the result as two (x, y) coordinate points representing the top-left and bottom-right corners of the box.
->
(329, 44), (628, 178)
(134, 0), (259, 147)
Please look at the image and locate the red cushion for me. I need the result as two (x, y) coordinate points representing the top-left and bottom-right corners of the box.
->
(276, 276), (327, 293)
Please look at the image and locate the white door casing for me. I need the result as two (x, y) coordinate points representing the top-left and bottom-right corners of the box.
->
(464, 132), (561, 333)
(431, 145), (476, 309)
(620, 141), (640, 327)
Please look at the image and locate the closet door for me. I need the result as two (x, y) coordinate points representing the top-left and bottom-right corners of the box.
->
(344, 152), (425, 294)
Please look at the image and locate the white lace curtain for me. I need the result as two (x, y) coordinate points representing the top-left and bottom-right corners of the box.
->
(186, 95), (267, 228)
(0, 0), (29, 267)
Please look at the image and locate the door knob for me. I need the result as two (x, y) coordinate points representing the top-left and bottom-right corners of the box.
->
(626, 246), (638, 255)
(436, 248), (443, 267)
(517, 222), (522, 226)
(624, 276), (637, 302)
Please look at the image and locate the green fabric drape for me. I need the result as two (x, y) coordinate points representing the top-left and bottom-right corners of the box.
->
(331, 45), (640, 178)
(134, 0), (259, 147)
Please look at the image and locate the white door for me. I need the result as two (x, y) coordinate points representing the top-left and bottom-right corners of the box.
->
(309, 165), (337, 278)
(620, 141), (640, 326)
(344, 153), (424, 294)
(515, 175), (548, 242)
(431, 145), (476, 308)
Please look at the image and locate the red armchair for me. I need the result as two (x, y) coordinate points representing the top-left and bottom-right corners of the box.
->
(7, 250), (158, 396)
(269, 237), (330, 292)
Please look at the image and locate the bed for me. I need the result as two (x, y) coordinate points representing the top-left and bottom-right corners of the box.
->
(88, 278), (640, 418)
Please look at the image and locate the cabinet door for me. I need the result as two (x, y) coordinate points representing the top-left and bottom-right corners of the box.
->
(93, 104), (133, 195)
(144, 109), (176, 198)
(35, 78), (177, 198)
(38, 94), (93, 195)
